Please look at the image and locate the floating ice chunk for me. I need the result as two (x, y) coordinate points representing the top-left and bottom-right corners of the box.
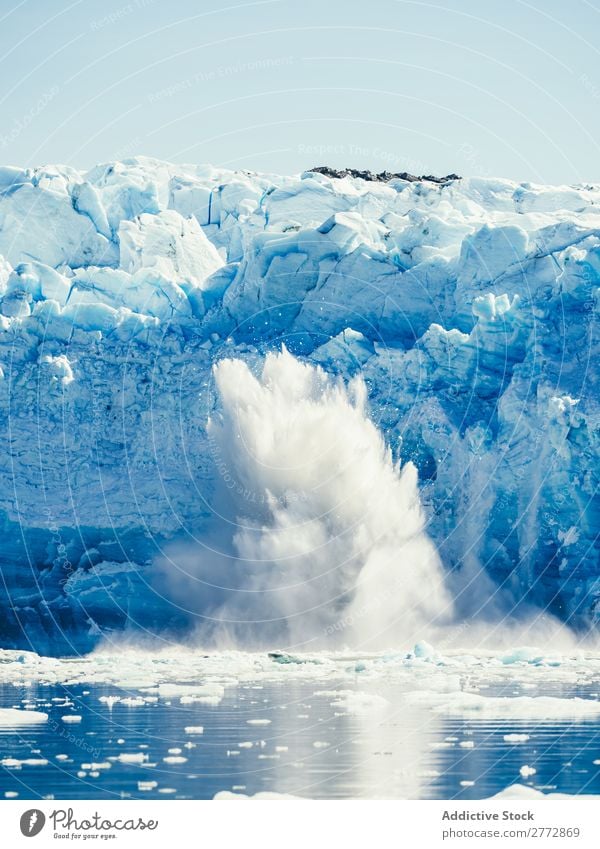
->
(0, 758), (22, 768)
(489, 784), (600, 800)
(458, 223), (529, 287)
(118, 209), (223, 299)
(500, 647), (545, 665)
(99, 696), (120, 708)
(329, 692), (390, 715)
(503, 733), (530, 743)
(413, 641), (438, 660)
(406, 691), (600, 718)
(149, 683), (225, 706)
(0, 708), (47, 724)
(214, 791), (304, 800)
(117, 753), (148, 764)
(519, 765), (537, 777)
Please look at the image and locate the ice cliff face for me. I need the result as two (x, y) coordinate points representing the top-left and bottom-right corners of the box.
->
(0, 157), (597, 652)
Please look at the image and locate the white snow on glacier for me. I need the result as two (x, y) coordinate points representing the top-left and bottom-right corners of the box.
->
(0, 157), (597, 652)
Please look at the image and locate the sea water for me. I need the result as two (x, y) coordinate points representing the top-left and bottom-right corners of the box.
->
(1, 674), (599, 800)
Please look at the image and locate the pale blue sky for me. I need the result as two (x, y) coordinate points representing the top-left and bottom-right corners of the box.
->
(1, 0), (599, 182)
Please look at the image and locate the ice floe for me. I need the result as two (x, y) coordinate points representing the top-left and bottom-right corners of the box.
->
(0, 708), (47, 724)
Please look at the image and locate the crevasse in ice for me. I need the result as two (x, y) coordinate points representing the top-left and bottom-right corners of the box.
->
(0, 157), (597, 652)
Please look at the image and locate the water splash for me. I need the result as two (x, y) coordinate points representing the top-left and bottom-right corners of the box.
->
(178, 348), (453, 649)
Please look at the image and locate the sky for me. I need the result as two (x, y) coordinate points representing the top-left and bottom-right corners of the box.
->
(0, 0), (599, 183)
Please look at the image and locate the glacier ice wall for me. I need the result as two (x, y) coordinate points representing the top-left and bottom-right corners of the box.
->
(0, 158), (597, 652)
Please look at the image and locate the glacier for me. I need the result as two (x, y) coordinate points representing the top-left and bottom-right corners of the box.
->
(0, 156), (597, 653)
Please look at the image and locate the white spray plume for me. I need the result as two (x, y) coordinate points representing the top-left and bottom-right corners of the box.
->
(195, 347), (453, 649)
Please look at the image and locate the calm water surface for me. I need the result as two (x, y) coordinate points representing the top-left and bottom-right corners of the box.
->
(1, 679), (600, 799)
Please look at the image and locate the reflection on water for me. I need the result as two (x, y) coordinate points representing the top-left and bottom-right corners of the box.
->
(1, 678), (600, 800)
